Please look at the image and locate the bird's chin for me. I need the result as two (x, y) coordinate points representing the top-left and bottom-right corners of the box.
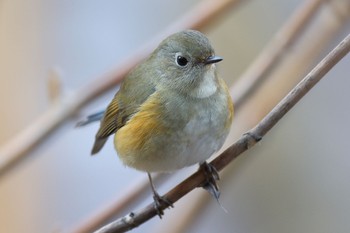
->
(188, 69), (217, 98)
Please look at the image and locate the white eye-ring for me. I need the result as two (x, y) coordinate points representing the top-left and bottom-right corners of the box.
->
(175, 53), (189, 67)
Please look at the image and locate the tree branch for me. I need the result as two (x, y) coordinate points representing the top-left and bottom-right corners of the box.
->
(94, 33), (350, 233)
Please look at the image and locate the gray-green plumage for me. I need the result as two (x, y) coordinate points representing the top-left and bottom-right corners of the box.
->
(91, 30), (219, 154)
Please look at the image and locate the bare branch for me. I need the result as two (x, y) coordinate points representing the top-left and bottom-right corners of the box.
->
(94, 33), (350, 233)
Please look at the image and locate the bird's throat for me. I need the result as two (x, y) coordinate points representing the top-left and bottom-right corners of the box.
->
(189, 66), (217, 98)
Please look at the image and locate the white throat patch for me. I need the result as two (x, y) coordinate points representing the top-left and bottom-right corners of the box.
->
(190, 66), (217, 98)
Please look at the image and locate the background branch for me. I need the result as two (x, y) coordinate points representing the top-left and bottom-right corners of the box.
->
(95, 32), (350, 233)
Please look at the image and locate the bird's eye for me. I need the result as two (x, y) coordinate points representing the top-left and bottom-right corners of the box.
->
(176, 55), (188, 67)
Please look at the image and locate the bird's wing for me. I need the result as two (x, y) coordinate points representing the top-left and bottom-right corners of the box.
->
(91, 62), (157, 155)
(91, 94), (122, 154)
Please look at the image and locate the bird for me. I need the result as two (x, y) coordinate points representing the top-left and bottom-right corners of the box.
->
(77, 29), (233, 216)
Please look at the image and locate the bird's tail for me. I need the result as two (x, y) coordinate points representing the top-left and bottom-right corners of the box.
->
(76, 110), (105, 127)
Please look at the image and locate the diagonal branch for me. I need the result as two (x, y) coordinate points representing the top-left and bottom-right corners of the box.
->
(94, 33), (350, 233)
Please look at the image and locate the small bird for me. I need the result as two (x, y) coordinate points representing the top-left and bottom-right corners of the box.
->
(78, 30), (233, 216)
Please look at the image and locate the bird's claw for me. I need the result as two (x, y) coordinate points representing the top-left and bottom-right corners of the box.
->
(200, 162), (220, 201)
(152, 192), (173, 218)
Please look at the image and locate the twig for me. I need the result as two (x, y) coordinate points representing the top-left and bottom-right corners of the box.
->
(230, 0), (325, 110)
(0, 0), (242, 175)
(94, 33), (350, 233)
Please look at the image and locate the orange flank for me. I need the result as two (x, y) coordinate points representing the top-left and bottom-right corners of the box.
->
(115, 93), (166, 164)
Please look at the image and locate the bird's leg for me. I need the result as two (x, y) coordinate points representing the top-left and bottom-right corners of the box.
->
(199, 162), (220, 201)
(147, 172), (173, 218)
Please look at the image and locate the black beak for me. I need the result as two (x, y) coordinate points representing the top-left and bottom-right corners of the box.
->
(205, 55), (223, 65)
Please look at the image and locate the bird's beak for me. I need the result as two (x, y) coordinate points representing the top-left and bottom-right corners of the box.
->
(205, 55), (223, 65)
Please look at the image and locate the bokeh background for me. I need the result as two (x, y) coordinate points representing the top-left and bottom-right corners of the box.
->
(1, 0), (350, 232)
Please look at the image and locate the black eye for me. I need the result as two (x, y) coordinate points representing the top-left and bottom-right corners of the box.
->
(176, 55), (188, 66)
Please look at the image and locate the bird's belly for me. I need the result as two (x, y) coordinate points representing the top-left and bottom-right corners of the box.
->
(164, 129), (228, 171)
(117, 112), (229, 173)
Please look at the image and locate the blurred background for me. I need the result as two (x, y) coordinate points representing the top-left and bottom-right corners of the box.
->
(0, 0), (350, 232)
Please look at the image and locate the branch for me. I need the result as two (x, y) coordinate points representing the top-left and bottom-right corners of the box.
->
(0, 0), (242, 175)
(94, 33), (350, 233)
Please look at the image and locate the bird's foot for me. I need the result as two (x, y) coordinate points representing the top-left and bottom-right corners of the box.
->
(199, 162), (220, 201)
(152, 191), (173, 218)
(147, 172), (173, 218)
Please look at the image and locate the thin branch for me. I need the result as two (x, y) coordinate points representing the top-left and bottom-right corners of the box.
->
(94, 33), (350, 233)
(230, 0), (325, 110)
(0, 0), (242, 176)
